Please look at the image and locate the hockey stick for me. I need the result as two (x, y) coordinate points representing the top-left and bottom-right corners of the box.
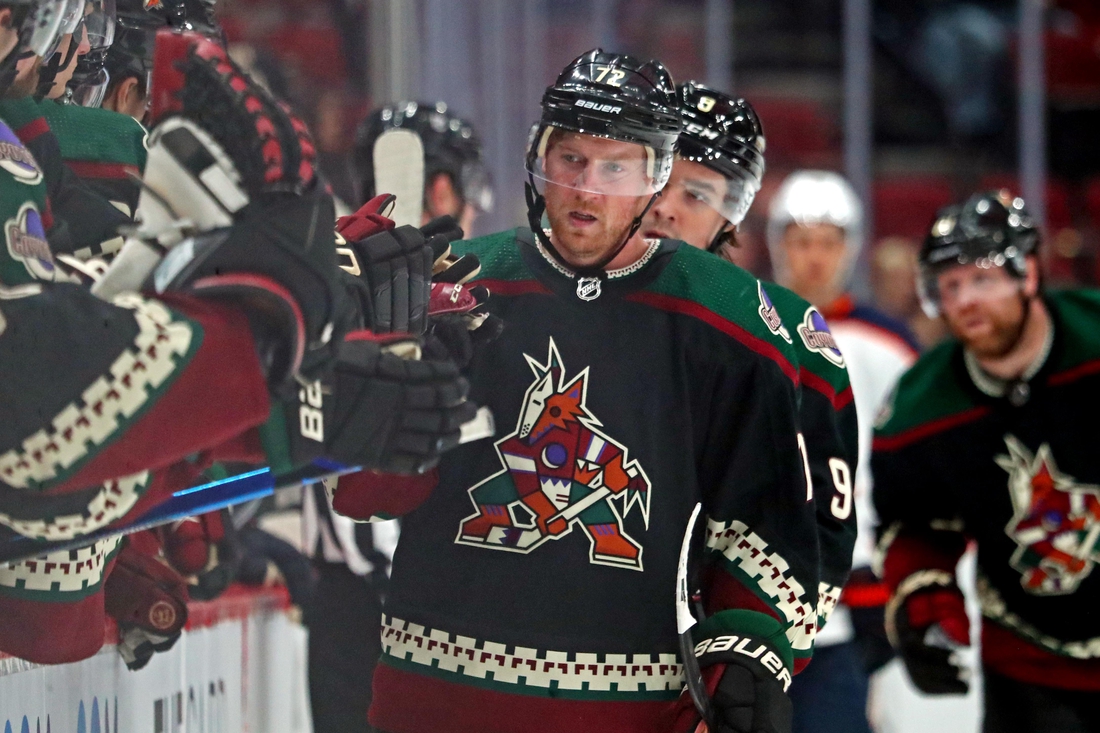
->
(0, 408), (496, 564)
(373, 128), (425, 228)
(677, 502), (715, 729)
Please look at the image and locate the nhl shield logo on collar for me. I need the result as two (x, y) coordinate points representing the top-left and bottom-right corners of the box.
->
(576, 276), (601, 301)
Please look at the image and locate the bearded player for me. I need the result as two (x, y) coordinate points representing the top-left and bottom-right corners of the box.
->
(873, 191), (1100, 732)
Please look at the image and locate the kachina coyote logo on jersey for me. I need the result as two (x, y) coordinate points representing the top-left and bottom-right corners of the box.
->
(998, 435), (1100, 595)
(455, 338), (652, 570)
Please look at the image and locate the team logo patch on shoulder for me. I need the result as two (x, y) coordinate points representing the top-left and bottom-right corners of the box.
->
(757, 282), (791, 343)
(0, 122), (42, 185)
(998, 436), (1100, 595)
(6, 202), (65, 282)
(456, 338), (652, 571)
(797, 306), (845, 367)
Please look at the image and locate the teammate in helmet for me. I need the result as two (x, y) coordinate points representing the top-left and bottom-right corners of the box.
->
(326, 49), (819, 733)
(874, 191), (1100, 731)
(97, 0), (157, 119)
(353, 100), (493, 234)
(641, 81), (763, 254)
(765, 172), (922, 730)
(641, 85), (879, 733)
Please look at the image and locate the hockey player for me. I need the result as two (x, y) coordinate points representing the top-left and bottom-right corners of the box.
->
(98, 0), (156, 121)
(762, 171), (918, 732)
(300, 102), (496, 733)
(873, 191), (1100, 732)
(353, 100), (493, 232)
(328, 49), (819, 733)
(0, 24), (476, 665)
(0, 0), (130, 256)
(638, 81), (860, 687)
(42, 0), (152, 221)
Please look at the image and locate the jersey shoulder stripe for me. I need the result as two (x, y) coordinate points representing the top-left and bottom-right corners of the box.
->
(638, 247), (799, 383)
(872, 340), (978, 449)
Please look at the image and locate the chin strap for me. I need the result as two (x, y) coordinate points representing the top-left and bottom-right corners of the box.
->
(524, 173), (660, 284)
(36, 33), (87, 100)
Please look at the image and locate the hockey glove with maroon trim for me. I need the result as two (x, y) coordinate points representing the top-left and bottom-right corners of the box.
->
(885, 570), (970, 694)
(676, 610), (794, 733)
(104, 540), (190, 671)
(323, 331), (477, 475)
(424, 282), (504, 369)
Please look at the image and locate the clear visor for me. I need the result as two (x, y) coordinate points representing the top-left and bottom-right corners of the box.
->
(83, 0), (116, 51)
(71, 66), (108, 107)
(59, 0), (84, 35)
(25, 0), (70, 59)
(665, 165), (760, 228)
(526, 125), (673, 197)
(918, 260), (1024, 318)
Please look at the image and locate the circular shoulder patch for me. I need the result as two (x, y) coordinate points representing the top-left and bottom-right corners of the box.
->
(0, 122), (43, 185)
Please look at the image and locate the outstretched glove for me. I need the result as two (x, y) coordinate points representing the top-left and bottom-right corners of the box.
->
(104, 540), (190, 671)
(96, 30), (345, 388)
(336, 202), (476, 336)
(324, 332), (478, 475)
(885, 570), (970, 694)
(676, 611), (794, 733)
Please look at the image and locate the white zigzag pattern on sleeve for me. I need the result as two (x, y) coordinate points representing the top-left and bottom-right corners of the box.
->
(0, 536), (121, 593)
(0, 471), (150, 540)
(0, 294), (193, 489)
(705, 517), (817, 652)
(817, 582), (843, 627)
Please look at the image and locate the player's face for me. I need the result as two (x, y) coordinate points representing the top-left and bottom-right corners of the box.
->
(937, 263), (1029, 357)
(780, 223), (847, 303)
(48, 24), (90, 98)
(542, 133), (651, 267)
(642, 159), (730, 248)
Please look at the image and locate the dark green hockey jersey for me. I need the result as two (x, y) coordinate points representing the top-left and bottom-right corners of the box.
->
(369, 229), (820, 733)
(873, 290), (1100, 689)
(39, 100), (146, 218)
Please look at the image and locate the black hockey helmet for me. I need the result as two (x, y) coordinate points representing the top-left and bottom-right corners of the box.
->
(918, 189), (1040, 316)
(526, 48), (680, 197)
(674, 82), (765, 240)
(99, 0), (163, 93)
(524, 49), (681, 288)
(353, 100), (493, 213)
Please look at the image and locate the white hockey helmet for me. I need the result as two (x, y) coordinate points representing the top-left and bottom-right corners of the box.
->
(766, 170), (863, 287)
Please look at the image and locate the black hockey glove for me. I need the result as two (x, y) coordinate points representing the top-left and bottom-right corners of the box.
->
(885, 570), (970, 695)
(679, 611), (794, 733)
(321, 332), (477, 475)
(336, 201), (469, 335)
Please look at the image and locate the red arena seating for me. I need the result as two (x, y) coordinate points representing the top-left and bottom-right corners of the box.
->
(873, 176), (955, 240)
